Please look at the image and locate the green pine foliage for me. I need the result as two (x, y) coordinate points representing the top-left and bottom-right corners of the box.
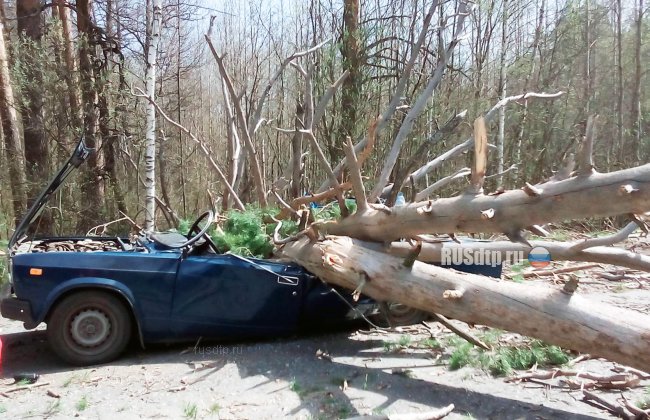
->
(212, 209), (274, 258)
(447, 336), (570, 376)
(188, 206), (298, 258)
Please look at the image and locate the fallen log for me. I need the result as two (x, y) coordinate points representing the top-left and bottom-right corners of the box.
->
(318, 164), (650, 242)
(280, 236), (650, 372)
(382, 238), (650, 272)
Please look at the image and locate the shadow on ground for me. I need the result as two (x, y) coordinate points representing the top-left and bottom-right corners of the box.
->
(0, 326), (604, 419)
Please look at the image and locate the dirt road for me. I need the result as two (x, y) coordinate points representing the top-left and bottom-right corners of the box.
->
(2, 313), (645, 419)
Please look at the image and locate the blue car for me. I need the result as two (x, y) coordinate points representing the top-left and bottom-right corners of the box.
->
(1, 139), (501, 366)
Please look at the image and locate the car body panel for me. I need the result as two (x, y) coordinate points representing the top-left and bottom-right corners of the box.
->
(171, 254), (304, 338)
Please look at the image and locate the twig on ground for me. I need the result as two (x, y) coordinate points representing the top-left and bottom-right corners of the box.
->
(582, 390), (632, 419)
(2, 382), (51, 394)
(424, 317), (490, 350)
(523, 263), (600, 278)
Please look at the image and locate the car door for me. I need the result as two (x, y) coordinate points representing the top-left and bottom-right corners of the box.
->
(171, 253), (303, 339)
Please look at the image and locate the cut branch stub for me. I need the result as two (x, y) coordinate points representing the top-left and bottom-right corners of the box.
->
(523, 182), (543, 197)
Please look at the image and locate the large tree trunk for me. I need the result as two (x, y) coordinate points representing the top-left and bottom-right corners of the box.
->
(280, 236), (650, 372)
(319, 164), (650, 242)
(0, 17), (27, 226)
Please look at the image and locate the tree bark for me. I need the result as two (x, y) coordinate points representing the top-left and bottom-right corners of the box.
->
(334, 0), (360, 163)
(17, 0), (48, 212)
(280, 236), (650, 372)
(54, 0), (82, 127)
(319, 164), (650, 242)
(143, 0), (161, 232)
(76, 0), (105, 231)
(0, 17), (27, 226)
(496, 0), (508, 188)
(630, 0), (644, 163)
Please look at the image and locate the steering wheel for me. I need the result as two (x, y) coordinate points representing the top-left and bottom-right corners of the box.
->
(186, 211), (220, 252)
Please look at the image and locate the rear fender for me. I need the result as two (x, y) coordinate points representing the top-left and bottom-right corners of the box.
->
(38, 277), (145, 348)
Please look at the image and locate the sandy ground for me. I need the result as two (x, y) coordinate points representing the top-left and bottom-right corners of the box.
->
(1, 307), (648, 420)
(0, 239), (649, 419)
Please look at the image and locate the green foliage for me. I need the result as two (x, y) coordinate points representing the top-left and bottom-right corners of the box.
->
(210, 207), (276, 258)
(183, 402), (198, 420)
(312, 200), (357, 221)
(446, 335), (569, 376)
(382, 335), (414, 352)
(202, 206), (311, 258)
(419, 338), (442, 350)
(479, 340), (569, 376)
(177, 219), (191, 235)
(449, 340), (474, 370)
(76, 396), (88, 411)
(636, 387), (650, 410)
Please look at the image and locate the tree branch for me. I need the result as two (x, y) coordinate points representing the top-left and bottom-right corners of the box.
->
(133, 87), (245, 211)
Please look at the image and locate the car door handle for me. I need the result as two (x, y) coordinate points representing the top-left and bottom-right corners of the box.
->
(277, 275), (299, 286)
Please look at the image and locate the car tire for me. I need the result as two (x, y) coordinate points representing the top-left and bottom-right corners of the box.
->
(47, 291), (132, 366)
(373, 302), (429, 327)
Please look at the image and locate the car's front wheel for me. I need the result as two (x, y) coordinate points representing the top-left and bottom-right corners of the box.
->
(47, 291), (132, 366)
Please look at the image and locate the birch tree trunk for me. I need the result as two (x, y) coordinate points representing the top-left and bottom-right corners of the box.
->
(144, 0), (162, 232)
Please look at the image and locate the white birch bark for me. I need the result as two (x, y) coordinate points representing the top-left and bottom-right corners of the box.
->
(144, 0), (162, 232)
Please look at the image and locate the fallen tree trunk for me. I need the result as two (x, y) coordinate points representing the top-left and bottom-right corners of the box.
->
(386, 240), (650, 272)
(280, 236), (650, 372)
(318, 164), (650, 242)
(381, 221), (650, 272)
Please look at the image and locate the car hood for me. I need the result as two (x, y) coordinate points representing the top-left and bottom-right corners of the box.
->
(9, 138), (92, 249)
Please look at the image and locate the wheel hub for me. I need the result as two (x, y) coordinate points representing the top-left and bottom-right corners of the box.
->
(70, 309), (111, 348)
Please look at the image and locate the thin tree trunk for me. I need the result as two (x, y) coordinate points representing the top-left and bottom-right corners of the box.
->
(514, 0), (544, 179)
(496, 0), (508, 189)
(144, 0), (162, 232)
(582, 0), (591, 116)
(76, 0), (104, 231)
(0, 18), (26, 226)
(99, 0), (127, 218)
(630, 0), (644, 163)
(615, 0), (623, 165)
(55, 0), (82, 127)
(335, 0), (360, 163)
(16, 0), (48, 207)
